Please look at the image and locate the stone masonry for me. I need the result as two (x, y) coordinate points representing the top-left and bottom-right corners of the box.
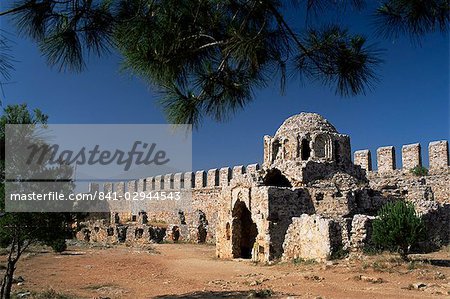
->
(77, 112), (450, 262)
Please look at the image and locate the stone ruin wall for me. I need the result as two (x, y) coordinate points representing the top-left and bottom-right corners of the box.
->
(79, 164), (262, 245)
(78, 139), (449, 260)
(354, 140), (449, 204)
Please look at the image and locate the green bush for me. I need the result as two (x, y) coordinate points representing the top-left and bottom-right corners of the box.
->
(49, 239), (67, 253)
(410, 165), (428, 176)
(372, 201), (425, 260)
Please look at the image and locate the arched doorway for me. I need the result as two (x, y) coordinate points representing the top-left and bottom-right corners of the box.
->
(231, 201), (258, 259)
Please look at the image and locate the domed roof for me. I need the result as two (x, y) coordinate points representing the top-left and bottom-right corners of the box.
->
(274, 112), (337, 137)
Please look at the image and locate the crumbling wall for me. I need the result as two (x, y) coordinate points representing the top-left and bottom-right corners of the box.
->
(349, 214), (376, 254)
(266, 187), (315, 259)
(414, 201), (450, 250)
(354, 140), (449, 203)
(90, 163), (261, 244)
(282, 214), (342, 262)
(75, 219), (168, 245)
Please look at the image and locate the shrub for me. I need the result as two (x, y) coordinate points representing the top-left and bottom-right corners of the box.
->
(29, 289), (75, 299)
(410, 165), (428, 176)
(372, 201), (425, 260)
(330, 246), (349, 260)
(49, 239), (67, 253)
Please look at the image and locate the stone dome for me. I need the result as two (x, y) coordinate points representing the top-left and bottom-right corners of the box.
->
(274, 112), (337, 137)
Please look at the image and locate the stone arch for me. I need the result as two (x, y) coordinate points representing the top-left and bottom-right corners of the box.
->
(282, 138), (289, 159)
(263, 168), (292, 187)
(135, 228), (144, 239)
(114, 213), (120, 224)
(300, 138), (311, 161)
(334, 140), (341, 163)
(197, 210), (208, 243)
(314, 134), (331, 159)
(272, 139), (281, 162)
(172, 226), (180, 242)
(231, 201), (258, 259)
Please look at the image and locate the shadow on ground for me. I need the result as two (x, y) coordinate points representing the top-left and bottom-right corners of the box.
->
(153, 290), (279, 298)
(421, 259), (450, 267)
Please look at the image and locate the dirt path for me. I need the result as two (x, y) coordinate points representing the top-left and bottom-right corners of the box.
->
(3, 244), (449, 298)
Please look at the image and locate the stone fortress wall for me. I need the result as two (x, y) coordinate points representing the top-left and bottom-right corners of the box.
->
(354, 140), (449, 203)
(81, 164), (262, 244)
(77, 113), (448, 262)
(79, 139), (449, 247)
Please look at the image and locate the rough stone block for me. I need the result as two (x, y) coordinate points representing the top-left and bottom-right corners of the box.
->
(402, 143), (421, 171)
(195, 171), (206, 188)
(263, 135), (272, 166)
(164, 173), (174, 190)
(377, 146), (396, 173)
(429, 140), (449, 170)
(219, 167), (232, 186)
(154, 175), (163, 190)
(145, 177), (154, 191)
(137, 179), (146, 192)
(232, 165), (245, 179)
(173, 173), (183, 190)
(207, 169), (219, 187)
(115, 182), (125, 197)
(354, 150), (372, 171)
(184, 172), (194, 189)
(350, 214), (375, 252)
(246, 163), (260, 177)
(127, 180), (137, 193)
(282, 214), (340, 262)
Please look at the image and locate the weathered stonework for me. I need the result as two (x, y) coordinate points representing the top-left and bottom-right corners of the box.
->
(429, 140), (449, 171)
(349, 214), (376, 254)
(402, 143), (421, 171)
(354, 150), (372, 171)
(282, 214), (341, 262)
(77, 112), (450, 263)
(377, 146), (396, 173)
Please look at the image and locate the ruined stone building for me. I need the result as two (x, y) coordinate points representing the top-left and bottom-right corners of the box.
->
(77, 113), (450, 262)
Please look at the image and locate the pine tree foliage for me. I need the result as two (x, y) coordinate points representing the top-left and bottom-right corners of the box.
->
(0, 0), (448, 126)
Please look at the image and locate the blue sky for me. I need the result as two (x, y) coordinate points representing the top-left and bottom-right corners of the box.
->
(0, 3), (448, 171)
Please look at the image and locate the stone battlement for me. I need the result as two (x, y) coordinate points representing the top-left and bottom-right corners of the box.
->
(77, 113), (449, 262)
(354, 140), (449, 174)
(88, 163), (261, 195)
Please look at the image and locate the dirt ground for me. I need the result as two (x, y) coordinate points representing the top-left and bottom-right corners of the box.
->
(1, 243), (449, 299)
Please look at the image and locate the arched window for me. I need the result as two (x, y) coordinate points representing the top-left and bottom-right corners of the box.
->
(314, 134), (329, 159)
(301, 139), (311, 161)
(334, 140), (341, 163)
(272, 139), (281, 162)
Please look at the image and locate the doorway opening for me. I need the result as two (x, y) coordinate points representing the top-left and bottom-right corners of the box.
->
(231, 201), (258, 259)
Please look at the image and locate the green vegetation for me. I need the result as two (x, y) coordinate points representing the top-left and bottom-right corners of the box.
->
(13, 289), (75, 299)
(49, 239), (68, 253)
(292, 257), (317, 265)
(330, 246), (349, 260)
(410, 165), (429, 176)
(372, 200), (425, 261)
(0, 104), (74, 299)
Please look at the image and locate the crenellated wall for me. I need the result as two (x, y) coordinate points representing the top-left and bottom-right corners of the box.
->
(86, 163), (262, 244)
(354, 140), (449, 203)
(90, 163), (260, 196)
(83, 139), (448, 248)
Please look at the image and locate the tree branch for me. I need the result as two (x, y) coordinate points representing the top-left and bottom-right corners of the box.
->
(0, 3), (31, 17)
(268, 4), (329, 74)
